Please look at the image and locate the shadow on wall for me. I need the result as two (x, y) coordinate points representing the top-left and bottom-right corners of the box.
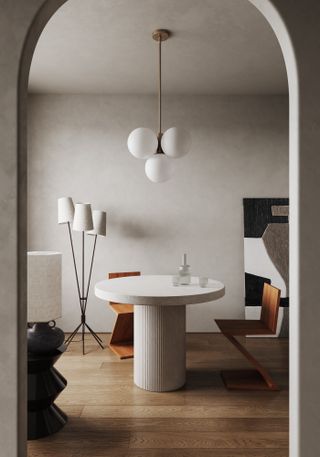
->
(108, 213), (176, 239)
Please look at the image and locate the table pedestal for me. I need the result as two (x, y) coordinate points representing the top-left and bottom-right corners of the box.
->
(134, 305), (186, 392)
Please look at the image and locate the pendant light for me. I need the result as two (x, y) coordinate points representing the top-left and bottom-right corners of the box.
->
(127, 29), (191, 183)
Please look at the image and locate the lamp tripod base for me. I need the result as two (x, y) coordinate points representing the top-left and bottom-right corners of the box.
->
(65, 315), (104, 355)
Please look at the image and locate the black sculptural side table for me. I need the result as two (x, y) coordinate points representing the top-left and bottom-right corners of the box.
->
(28, 345), (68, 440)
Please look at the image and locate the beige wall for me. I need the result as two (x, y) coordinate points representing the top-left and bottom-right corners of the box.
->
(28, 94), (289, 332)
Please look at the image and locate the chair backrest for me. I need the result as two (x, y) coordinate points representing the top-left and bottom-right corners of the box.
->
(260, 283), (281, 333)
(109, 271), (141, 280)
(108, 272), (141, 309)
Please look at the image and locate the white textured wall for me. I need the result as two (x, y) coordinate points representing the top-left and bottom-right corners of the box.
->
(27, 94), (288, 332)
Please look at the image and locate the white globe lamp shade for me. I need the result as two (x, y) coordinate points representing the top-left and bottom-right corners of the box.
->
(145, 154), (174, 183)
(161, 127), (191, 158)
(127, 127), (158, 159)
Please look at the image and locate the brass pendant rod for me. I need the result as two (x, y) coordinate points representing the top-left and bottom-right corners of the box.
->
(152, 29), (170, 146)
(158, 37), (162, 135)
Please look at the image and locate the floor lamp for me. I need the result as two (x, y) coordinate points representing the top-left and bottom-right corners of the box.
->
(58, 197), (107, 354)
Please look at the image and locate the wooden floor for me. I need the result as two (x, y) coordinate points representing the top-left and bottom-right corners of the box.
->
(28, 333), (289, 457)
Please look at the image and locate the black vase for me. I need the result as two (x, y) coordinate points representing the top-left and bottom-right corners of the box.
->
(28, 322), (65, 354)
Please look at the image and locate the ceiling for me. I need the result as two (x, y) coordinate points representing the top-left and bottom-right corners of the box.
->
(28, 0), (288, 95)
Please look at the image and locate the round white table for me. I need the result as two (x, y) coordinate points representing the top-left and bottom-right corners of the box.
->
(95, 275), (225, 392)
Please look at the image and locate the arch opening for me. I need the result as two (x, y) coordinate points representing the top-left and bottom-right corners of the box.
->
(18, 0), (298, 455)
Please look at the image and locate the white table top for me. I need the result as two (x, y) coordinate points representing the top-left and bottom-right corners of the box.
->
(95, 275), (225, 306)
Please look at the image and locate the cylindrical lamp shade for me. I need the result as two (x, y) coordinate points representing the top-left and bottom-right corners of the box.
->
(58, 197), (74, 224)
(72, 203), (93, 231)
(87, 210), (107, 236)
(27, 251), (62, 323)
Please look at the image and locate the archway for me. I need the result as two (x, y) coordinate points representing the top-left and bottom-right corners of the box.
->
(14, 0), (299, 455)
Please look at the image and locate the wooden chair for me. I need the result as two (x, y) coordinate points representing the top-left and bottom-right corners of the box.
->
(108, 271), (140, 359)
(215, 283), (281, 391)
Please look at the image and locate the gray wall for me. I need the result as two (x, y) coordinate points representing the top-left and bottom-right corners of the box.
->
(28, 94), (288, 332)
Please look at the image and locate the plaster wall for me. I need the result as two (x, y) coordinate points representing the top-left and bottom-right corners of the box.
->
(0, 1), (65, 454)
(27, 94), (289, 332)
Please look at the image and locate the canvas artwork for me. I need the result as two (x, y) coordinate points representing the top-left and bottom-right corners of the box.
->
(243, 198), (289, 337)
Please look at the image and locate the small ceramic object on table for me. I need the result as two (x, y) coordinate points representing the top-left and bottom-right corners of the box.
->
(199, 276), (208, 288)
(179, 253), (191, 285)
(172, 275), (180, 286)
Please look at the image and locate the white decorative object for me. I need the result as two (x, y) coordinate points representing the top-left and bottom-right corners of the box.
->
(58, 197), (74, 224)
(161, 127), (192, 158)
(88, 210), (107, 237)
(95, 275), (225, 391)
(199, 277), (208, 288)
(127, 29), (191, 183)
(27, 251), (62, 322)
(145, 154), (174, 183)
(127, 128), (158, 159)
(72, 203), (93, 232)
(179, 253), (191, 285)
(172, 275), (180, 286)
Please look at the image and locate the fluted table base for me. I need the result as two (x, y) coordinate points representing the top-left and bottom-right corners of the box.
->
(134, 305), (186, 392)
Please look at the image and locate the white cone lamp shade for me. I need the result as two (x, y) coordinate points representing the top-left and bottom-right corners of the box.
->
(72, 203), (94, 232)
(87, 210), (107, 236)
(27, 251), (62, 323)
(161, 127), (191, 158)
(128, 127), (158, 159)
(58, 197), (74, 224)
(145, 154), (174, 183)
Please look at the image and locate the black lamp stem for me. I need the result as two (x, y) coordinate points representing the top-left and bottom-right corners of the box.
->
(84, 234), (97, 314)
(67, 222), (81, 302)
(65, 228), (104, 354)
(82, 231), (85, 301)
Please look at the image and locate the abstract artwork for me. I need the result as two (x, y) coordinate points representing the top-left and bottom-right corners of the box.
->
(243, 198), (289, 337)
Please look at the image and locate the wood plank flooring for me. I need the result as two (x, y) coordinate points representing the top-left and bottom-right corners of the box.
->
(28, 333), (289, 457)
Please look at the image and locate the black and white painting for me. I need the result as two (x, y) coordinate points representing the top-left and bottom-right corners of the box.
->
(243, 198), (289, 337)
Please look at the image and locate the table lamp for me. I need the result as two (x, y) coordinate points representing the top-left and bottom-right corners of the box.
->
(27, 251), (65, 354)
